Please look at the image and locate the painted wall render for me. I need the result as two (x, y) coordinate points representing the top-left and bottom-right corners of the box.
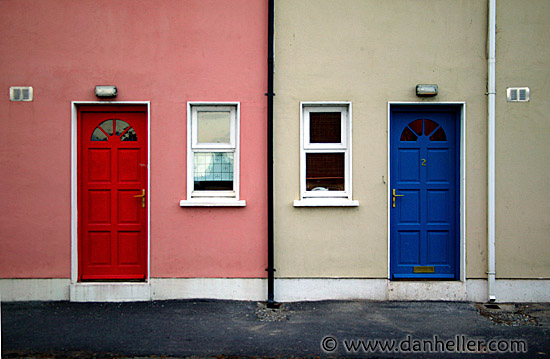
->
(273, 0), (488, 279)
(494, 0), (550, 278)
(1, 0), (548, 302)
(0, 0), (268, 279)
(273, 0), (549, 281)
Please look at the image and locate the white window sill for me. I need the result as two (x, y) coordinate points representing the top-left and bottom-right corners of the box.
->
(293, 198), (359, 207)
(180, 199), (246, 207)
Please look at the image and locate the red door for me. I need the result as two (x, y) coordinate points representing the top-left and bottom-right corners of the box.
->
(78, 106), (147, 281)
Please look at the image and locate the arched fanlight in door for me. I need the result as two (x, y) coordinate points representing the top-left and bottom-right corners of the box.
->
(91, 119), (137, 141)
(400, 119), (447, 142)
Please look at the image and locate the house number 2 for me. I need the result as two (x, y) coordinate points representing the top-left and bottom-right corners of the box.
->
(421, 159), (427, 166)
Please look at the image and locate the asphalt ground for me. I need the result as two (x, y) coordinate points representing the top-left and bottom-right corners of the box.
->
(1, 300), (549, 358)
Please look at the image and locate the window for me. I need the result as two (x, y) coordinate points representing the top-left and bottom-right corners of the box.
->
(294, 102), (358, 207)
(91, 119), (137, 141)
(400, 119), (447, 142)
(181, 103), (245, 207)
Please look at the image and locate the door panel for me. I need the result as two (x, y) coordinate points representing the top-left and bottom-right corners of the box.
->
(118, 232), (140, 265)
(398, 149), (420, 182)
(118, 149), (141, 182)
(427, 231), (449, 264)
(118, 191), (141, 223)
(79, 106), (147, 281)
(88, 232), (111, 265)
(88, 190), (111, 223)
(390, 106), (459, 279)
(398, 231), (421, 264)
(399, 190), (421, 224)
(88, 149), (111, 181)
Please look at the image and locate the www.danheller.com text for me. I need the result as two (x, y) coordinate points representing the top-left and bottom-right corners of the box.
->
(321, 335), (528, 354)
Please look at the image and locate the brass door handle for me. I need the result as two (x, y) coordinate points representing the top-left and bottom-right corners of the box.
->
(392, 189), (404, 208)
(134, 189), (146, 208)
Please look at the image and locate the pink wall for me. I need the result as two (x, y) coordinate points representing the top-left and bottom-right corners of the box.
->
(0, 0), (268, 278)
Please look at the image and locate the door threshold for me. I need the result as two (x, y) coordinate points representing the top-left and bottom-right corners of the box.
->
(392, 278), (458, 281)
(388, 281), (467, 301)
(70, 282), (151, 302)
(80, 279), (146, 283)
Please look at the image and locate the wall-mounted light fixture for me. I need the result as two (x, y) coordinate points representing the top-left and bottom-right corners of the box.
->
(416, 84), (438, 97)
(95, 85), (117, 98)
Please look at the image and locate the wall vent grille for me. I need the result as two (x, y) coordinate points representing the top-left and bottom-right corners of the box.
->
(9, 86), (33, 101)
(506, 87), (529, 102)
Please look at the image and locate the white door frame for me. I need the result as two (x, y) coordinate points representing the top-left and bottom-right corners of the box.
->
(70, 101), (151, 301)
(387, 102), (466, 282)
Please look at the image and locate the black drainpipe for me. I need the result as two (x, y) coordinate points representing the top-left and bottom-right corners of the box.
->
(266, 0), (277, 308)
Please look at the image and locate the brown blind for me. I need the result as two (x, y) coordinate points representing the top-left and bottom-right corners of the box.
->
(306, 153), (345, 191)
(310, 112), (341, 143)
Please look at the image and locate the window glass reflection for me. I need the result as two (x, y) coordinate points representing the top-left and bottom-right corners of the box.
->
(116, 120), (130, 136)
(400, 119), (446, 142)
(197, 112), (231, 144)
(306, 153), (345, 191)
(194, 152), (234, 191)
(120, 127), (137, 141)
(90, 119), (137, 141)
(99, 120), (114, 136)
(91, 128), (108, 141)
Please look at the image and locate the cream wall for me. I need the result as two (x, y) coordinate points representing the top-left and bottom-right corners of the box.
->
(495, 0), (550, 278)
(274, 0), (488, 278)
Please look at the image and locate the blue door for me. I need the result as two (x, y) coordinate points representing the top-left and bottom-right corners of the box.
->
(390, 106), (460, 279)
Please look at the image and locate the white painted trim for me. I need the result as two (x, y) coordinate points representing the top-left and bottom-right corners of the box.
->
(180, 199), (246, 207)
(460, 104), (467, 282)
(299, 102), (354, 201)
(70, 101), (151, 301)
(276, 279), (388, 301)
(70, 283), (150, 302)
(2, 278), (549, 302)
(191, 105), (236, 149)
(275, 279), (549, 303)
(387, 102), (467, 282)
(0, 279), (70, 301)
(293, 198), (359, 207)
(151, 278), (266, 301)
(349, 102), (354, 201)
(303, 106), (347, 150)
(389, 281), (469, 301)
(491, 280), (550, 302)
(186, 102), (241, 201)
(71, 104), (78, 283)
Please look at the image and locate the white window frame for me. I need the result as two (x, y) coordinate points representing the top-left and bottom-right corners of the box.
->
(181, 102), (245, 207)
(294, 102), (358, 207)
(191, 105), (236, 150)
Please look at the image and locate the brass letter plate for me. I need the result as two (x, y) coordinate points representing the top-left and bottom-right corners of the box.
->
(413, 266), (435, 273)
